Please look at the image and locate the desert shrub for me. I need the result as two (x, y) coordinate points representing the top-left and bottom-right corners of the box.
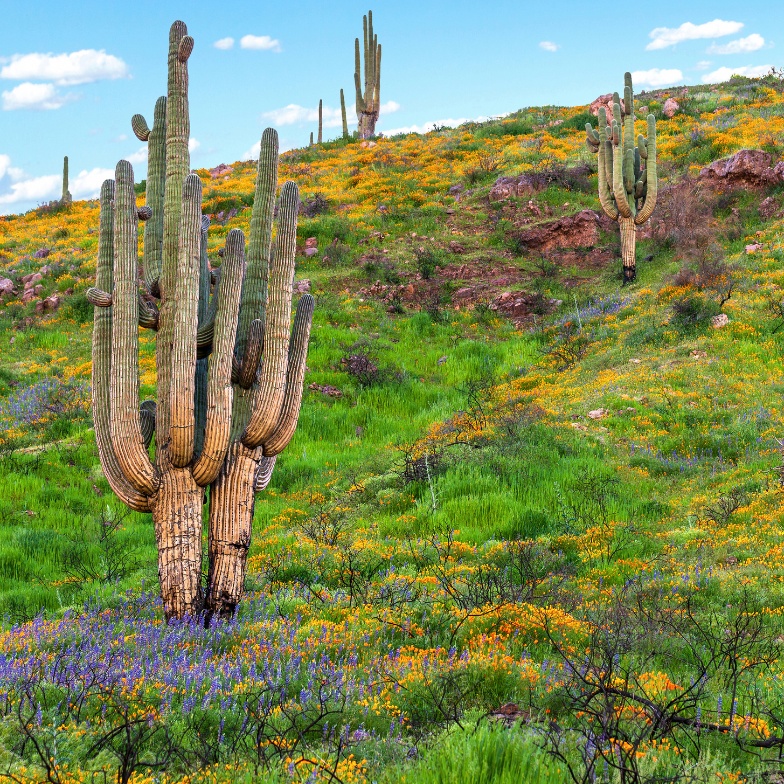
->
(299, 192), (329, 217)
(647, 177), (717, 257)
(414, 247), (444, 280)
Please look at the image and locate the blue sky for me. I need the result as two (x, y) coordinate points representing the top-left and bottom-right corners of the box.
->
(0, 0), (778, 214)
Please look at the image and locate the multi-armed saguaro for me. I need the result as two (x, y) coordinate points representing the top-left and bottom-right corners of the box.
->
(585, 72), (658, 283)
(89, 20), (314, 621)
(61, 156), (72, 205)
(354, 10), (381, 139)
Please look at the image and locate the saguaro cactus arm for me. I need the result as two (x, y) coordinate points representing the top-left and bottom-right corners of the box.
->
(635, 115), (658, 225)
(192, 229), (246, 486)
(263, 293), (315, 456)
(241, 181), (299, 448)
(109, 160), (160, 496)
(168, 173), (202, 467)
(317, 99), (323, 144)
(236, 128), (278, 361)
(92, 179), (151, 512)
(254, 456), (277, 492)
(135, 97), (167, 292)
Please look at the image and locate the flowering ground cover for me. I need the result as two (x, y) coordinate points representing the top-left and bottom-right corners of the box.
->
(1, 74), (784, 781)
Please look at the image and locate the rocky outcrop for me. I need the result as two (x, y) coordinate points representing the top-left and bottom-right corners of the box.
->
(589, 93), (625, 117)
(699, 150), (784, 189)
(512, 210), (612, 253)
(663, 98), (680, 118)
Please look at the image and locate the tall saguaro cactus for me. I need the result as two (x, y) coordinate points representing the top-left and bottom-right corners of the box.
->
(317, 99), (323, 144)
(585, 72), (658, 283)
(90, 20), (314, 621)
(340, 89), (349, 139)
(354, 10), (381, 139)
(61, 156), (72, 205)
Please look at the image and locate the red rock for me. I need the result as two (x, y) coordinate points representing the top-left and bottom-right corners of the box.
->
(759, 196), (780, 218)
(699, 149), (782, 189)
(513, 210), (610, 254)
(209, 163), (233, 179)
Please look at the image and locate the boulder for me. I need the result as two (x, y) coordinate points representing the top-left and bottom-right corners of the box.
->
(209, 163), (232, 179)
(512, 210), (611, 254)
(304, 237), (318, 257)
(711, 313), (730, 329)
(22, 272), (43, 288)
(589, 93), (625, 117)
(699, 149), (783, 189)
(588, 408), (608, 420)
(0, 278), (14, 297)
(759, 196), (780, 218)
(663, 98), (680, 118)
(33, 248), (51, 259)
(293, 278), (311, 294)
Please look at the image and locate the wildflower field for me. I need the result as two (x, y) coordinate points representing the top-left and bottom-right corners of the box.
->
(2, 73), (784, 781)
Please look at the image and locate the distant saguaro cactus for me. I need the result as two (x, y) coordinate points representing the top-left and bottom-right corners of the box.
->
(89, 20), (313, 621)
(61, 156), (72, 205)
(585, 72), (658, 283)
(354, 10), (381, 139)
(317, 98), (323, 144)
(340, 89), (349, 139)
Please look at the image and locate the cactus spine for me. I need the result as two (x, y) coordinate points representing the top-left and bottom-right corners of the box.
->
(91, 21), (314, 621)
(317, 98), (323, 144)
(354, 10), (381, 139)
(585, 72), (657, 283)
(340, 89), (349, 139)
(61, 156), (72, 205)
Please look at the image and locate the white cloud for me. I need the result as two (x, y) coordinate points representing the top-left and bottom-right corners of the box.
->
(242, 140), (261, 160)
(240, 35), (281, 52)
(695, 60), (713, 70)
(125, 146), (147, 165)
(263, 99), (399, 128)
(382, 116), (490, 136)
(213, 37), (235, 50)
(2, 82), (71, 110)
(0, 154), (24, 181)
(539, 41), (559, 52)
(701, 64), (773, 83)
(646, 19), (744, 50)
(0, 49), (128, 85)
(188, 138), (200, 153)
(71, 167), (114, 198)
(0, 174), (59, 205)
(630, 67), (684, 87)
(707, 33), (765, 55)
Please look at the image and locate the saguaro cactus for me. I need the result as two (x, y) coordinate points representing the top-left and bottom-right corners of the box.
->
(317, 99), (323, 144)
(90, 21), (313, 621)
(340, 89), (349, 139)
(61, 156), (72, 205)
(585, 72), (658, 283)
(354, 10), (381, 139)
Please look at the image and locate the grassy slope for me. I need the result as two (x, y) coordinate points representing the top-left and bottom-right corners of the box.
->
(0, 75), (784, 781)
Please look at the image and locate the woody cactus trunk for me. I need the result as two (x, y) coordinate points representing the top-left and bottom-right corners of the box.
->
(354, 10), (381, 139)
(89, 20), (314, 621)
(585, 72), (657, 283)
